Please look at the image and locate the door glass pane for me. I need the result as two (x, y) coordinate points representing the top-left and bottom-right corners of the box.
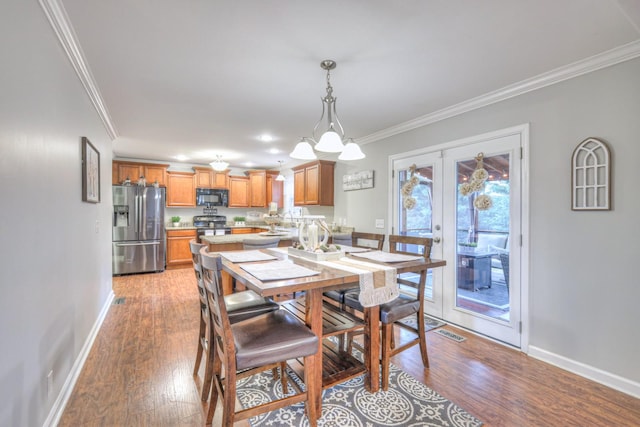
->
(454, 153), (510, 321)
(397, 165), (434, 299)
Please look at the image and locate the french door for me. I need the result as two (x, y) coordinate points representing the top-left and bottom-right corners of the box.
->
(391, 126), (526, 347)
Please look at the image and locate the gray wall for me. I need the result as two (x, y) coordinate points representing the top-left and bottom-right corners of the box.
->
(336, 57), (640, 385)
(0, 1), (113, 425)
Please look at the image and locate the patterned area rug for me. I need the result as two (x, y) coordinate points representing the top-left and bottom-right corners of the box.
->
(397, 313), (446, 331)
(239, 363), (482, 426)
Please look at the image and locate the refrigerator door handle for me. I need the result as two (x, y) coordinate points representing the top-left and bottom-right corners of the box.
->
(135, 193), (141, 236)
(115, 241), (161, 247)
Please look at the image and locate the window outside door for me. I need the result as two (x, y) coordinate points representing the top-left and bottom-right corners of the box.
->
(392, 126), (526, 347)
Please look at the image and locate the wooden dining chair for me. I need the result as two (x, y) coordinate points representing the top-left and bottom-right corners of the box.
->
(199, 248), (319, 426)
(324, 232), (386, 307)
(344, 234), (433, 390)
(190, 240), (280, 401)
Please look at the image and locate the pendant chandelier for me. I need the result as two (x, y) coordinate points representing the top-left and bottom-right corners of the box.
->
(210, 155), (229, 171)
(290, 60), (365, 161)
(275, 160), (285, 181)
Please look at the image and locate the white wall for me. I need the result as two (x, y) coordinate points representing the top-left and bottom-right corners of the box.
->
(337, 58), (640, 388)
(0, 1), (113, 425)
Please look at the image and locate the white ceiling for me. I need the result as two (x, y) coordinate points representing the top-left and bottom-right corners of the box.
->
(58, 0), (640, 169)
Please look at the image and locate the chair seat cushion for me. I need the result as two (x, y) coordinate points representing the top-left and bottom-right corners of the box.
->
(225, 290), (280, 324)
(232, 310), (319, 370)
(323, 286), (358, 304)
(379, 295), (420, 324)
(344, 292), (420, 324)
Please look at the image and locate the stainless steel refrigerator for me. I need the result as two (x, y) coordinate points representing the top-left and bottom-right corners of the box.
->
(112, 185), (166, 275)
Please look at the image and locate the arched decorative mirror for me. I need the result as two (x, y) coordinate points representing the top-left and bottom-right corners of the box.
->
(571, 137), (611, 210)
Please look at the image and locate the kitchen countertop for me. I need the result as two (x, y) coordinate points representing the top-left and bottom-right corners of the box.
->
(200, 231), (297, 244)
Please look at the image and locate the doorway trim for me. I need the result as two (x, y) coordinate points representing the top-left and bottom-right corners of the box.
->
(387, 123), (530, 352)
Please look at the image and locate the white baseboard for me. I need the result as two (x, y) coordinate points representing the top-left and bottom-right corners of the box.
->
(43, 290), (115, 427)
(528, 345), (640, 399)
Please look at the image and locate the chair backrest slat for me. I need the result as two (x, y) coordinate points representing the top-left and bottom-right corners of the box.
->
(388, 235), (433, 293)
(352, 232), (385, 250)
(199, 248), (237, 372)
(190, 239), (208, 304)
(388, 235), (432, 258)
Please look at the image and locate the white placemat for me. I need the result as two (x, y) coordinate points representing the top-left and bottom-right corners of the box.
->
(337, 245), (371, 253)
(218, 250), (278, 263)
(350, 250), (424, 263)
(240, 261), (320, 281)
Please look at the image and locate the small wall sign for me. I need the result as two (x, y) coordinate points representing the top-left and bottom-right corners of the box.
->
(343, 170), (374, 191)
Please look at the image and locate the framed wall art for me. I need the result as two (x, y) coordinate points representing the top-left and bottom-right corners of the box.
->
(82, 137), (101, 203)
(571, 137), (610, 210)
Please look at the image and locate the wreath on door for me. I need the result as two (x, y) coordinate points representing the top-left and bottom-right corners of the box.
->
(401, 164), (419, 210)
(460, 153), (492, 210)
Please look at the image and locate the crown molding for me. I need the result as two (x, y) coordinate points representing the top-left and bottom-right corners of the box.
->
(358, 39), (640, 145)
(39, 0), (118, 140)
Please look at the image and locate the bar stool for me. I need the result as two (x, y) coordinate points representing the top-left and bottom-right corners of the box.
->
(344, 235), (433, 390)
(324, 232), (386, 307)
(190, 240), (279, 401)
(200, 249), (319, 426)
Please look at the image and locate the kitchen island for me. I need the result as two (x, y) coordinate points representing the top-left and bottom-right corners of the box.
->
(201, 230), (297, 252)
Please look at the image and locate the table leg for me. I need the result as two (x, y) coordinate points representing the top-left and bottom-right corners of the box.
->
(220, 270), (234, 295)
(304, 290), (323, 423)
(364, 305), (380, 392)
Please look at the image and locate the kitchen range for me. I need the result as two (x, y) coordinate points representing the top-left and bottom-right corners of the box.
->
(193, 215), (231, 243)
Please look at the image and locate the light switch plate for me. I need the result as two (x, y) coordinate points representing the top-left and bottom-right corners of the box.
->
(375, 219), (384, 229)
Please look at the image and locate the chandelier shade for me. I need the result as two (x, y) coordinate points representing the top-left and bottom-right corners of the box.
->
(338, 139), (365, 160)
(210, 155), (229, 171)
(290, 138), (317, 160)
(290, 59), (364, 161)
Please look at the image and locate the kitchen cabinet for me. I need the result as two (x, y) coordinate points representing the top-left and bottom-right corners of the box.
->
(228, 176), (250, 208)
(166, 171), (195, 207)
(231, 227), (264, 234)
(247, 170), (283, 208)
(193, 166), (229, 189)
(292, 160), (335, 206)
(112, 161), (168, 186)
(166, 229), (196, 269)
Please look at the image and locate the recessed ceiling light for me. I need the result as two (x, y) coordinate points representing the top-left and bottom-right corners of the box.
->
(259, 134), (273, 142)
(174, 155), (188, 161)
(245, 162), (254, 167)
(268, 148), (279, 154)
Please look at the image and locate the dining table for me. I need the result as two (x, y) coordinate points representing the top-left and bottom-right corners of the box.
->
(217, 247), (446, 420)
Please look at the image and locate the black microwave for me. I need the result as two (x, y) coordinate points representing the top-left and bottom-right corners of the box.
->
(196, 188), (228, 207)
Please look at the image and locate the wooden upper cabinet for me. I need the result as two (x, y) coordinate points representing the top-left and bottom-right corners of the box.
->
(116, 163), (142, 184)
(212, 170), (229, 188)
(193, 166), (229, 189)
(228, 176), (250, 208)
(267, 173), (284, 209)
(166, 171), (195, 207)
(112, 161), (168, 186)
(144, 164), (167, 187)
(247, 170), (283, 208)
(293, 169), (306, 205)
(292, 160), (335, 206)
(248, 170), (267, 207)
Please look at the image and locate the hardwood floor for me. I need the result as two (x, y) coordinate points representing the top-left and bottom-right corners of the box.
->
(59, 268), (640, 426)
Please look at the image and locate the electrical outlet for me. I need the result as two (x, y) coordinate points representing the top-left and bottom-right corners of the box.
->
(375, 219), (384, 229)
(47, 370), (53, 396)
(95, 220), (100, 234)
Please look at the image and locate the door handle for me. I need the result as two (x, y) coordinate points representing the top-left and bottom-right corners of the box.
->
(115, 242), (160, 247)
(433, 237), (441, 244)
